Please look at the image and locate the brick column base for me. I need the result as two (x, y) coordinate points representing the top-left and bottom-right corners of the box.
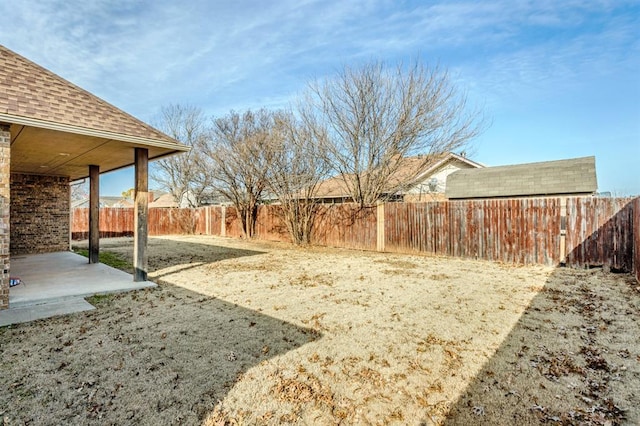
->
(0, 124), (10, 310)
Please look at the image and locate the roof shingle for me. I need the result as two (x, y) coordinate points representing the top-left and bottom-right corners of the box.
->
(0, 44), (175, 144)
(445, 156), (597, 199)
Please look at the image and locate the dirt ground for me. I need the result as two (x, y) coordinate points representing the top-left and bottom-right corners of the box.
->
(1, 235), (638, 425)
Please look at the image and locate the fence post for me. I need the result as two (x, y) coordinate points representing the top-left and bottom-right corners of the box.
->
(221, 205), (226, 237)
(559, 198), (567, 264)
(205, 206), (210, 235)
(377, 201), (385, 252)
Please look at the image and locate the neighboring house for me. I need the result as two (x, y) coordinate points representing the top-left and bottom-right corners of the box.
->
(199, 191), (227, 206)
(112, 198), (134, 208)
(0, 44), (189, 309)
(313, 152), (484, 203)
(72, 196), (133, 208)
(148, 190), (224, 208)
(445, 156), (597, 199)
(400, 152), (484, 201)
(149, 192), (179, 208)
(74, 191), (183, 208)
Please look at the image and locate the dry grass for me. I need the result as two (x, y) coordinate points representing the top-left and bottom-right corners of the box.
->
(1, 235), (638, 425)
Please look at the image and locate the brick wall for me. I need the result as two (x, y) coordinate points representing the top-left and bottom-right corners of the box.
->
(0, 125), (10, 310)
(10, 173), (70, 255)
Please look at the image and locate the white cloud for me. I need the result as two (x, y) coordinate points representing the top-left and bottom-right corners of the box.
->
(1, 0), (637, 118)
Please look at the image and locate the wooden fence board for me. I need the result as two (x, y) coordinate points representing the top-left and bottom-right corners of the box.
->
(148, 208), (196, 235)
(208, 206), (223, 236)
(194, 207), (207, 235)
(312, 204), (377, 251)
(255, 205), (289, 242)
(565, 197), (634, 271)
(383, 198), (562, 266)
(223, 206), (243, 238)
(72, 208), (134, 239)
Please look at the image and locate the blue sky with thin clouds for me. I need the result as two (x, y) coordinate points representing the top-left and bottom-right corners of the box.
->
(1, 0), (638, 195)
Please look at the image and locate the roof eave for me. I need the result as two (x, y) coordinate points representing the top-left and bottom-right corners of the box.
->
(396, 152), (482, 194)
(0, 113), (190, 153)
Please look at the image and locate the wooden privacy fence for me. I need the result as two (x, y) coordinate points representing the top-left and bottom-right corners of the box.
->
(71, 196), (638, 271)
(73, 207), (202, 238)
(383, 199), (562, 265)
(565, 197), (635, 271)
(383, 197), (636, 271)
(72, 208), (134, 239)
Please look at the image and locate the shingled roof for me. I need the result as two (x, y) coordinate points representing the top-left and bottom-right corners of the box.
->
(0, 44), (188, 180)
(446, 156), (597, 199)
(0, 45), (177, 143)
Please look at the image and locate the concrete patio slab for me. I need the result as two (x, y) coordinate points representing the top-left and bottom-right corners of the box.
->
(0, 298), (95, 327)
(0, 251), (155, 326)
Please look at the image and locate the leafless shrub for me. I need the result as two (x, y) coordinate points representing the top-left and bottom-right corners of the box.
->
(151, 104), (212, 207)
(267, 111), (331, 244)
(202, 109), (278, 238)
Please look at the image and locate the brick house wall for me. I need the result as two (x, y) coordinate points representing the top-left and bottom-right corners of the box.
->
(10, 173), (70, 255)
(0, 125), (10, 309)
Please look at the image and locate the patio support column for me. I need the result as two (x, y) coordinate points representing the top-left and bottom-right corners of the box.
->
(0, 124), (10, 310)
(88, 165), (100, 264)
(133, 148), (148, 282)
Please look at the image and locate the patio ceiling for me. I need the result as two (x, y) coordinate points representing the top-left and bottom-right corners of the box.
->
(6, 118), (188, 181)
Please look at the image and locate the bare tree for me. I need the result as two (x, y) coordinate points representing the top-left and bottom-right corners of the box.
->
(303, 60), (484, 206)
(151, 104), (211, 207)
(70, 180), (89, 203)
(202, 109), (277, 238)
(267, 111), (330, 244)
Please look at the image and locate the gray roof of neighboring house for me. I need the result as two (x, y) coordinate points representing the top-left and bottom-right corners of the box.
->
(445, 156), (597, 199)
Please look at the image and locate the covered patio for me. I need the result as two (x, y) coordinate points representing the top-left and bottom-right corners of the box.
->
(0, 44), (189, 317)
(0, 252), (156, 326)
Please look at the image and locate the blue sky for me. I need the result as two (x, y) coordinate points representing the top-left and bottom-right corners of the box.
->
(1, 0), (639, 195)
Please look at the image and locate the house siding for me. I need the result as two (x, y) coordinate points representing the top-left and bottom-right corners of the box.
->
(10, 173), (70, 255)
(404, 160), (479, 202)
(0, 125), (10, 309)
